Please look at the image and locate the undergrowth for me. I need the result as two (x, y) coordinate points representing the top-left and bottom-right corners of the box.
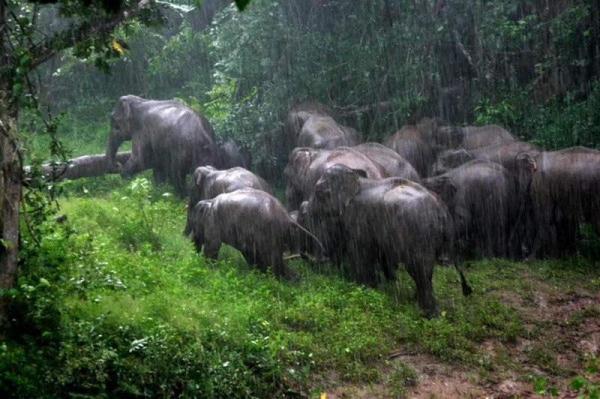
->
(1, 178), (598, 398)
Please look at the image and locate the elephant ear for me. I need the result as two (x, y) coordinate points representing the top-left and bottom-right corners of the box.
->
(286, 148), (314, 178)
(112, 96), (134, 134)
(424, 175), (457, 204)
(350, 168), (368, 179)
(515, 152), (537, 174)
(193, 166), (215, 188)
(193, 200), (213, 225)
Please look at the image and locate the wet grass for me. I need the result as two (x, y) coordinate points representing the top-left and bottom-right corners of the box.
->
(2, 177), (599, 397)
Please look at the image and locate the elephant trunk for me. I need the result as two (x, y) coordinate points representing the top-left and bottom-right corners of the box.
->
(106, 133), (125, 169)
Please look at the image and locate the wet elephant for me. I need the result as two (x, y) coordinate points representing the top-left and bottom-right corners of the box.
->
(351, 142), (421, 181)
(384, 125), (435, 177)
(459, 125), (516, 150)
(106, 95), (218, 194)
(188, 188), (322, 278)
(216, 139), (252, 170)
(300, 165), (471, 317)
(424, 160), (517, 258)
(529, 147), (600, 258)
(284, 146), (385, 210)
(432, 141), (540, 176)
(297, 115), (360, 149)
(184, 166), (272, 236)
(285, 101), (333, 147)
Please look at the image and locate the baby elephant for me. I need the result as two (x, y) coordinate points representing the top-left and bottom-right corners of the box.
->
(184, 166), (272, 236)
(189, 188), (322, 279)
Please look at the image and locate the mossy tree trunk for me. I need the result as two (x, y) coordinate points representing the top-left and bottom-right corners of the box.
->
(0, 0), (22, 328)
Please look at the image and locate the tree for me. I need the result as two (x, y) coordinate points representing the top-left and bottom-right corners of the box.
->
(0, 0), (157, 328)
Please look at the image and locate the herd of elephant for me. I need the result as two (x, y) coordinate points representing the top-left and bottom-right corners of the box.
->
(105, 96), (600, 317)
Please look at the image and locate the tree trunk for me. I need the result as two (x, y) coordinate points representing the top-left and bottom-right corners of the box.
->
(0, 94), (21, 330)
(0, 0), (21, 329)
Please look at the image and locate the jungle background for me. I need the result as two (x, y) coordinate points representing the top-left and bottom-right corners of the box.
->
(2, 0), (600, 397)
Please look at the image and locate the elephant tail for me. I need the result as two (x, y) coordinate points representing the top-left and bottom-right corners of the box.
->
(289, 220), (326, 260)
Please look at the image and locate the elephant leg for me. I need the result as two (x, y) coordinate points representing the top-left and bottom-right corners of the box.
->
(192, 230), (205, 253)
(169, 168), (188, 197)
(241, 249), (265, 272)
(350, 253), (378, 287)
(203, 238), (221, 260)
(262, 251), (292, 280)
(121, 139), (147, 178)
(406, 259), (438, 318)
(153, 168), (167, 184)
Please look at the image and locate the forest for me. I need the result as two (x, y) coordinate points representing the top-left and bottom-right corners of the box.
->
(0, 0), (599, 397)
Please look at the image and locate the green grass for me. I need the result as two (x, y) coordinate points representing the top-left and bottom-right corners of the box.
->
(2, 177), (599, 397)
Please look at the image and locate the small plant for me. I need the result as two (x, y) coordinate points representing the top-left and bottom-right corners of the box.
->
(388, 361), (418, 398)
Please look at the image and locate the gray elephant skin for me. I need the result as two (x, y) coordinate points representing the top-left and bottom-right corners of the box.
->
(106, 95), (218, 194)
(184, 166), (272, 236)
(284, 146), (386, 210)
(352, 143), (420, 182)
(529, 147), (600, 258)
(458, 125), (516, 150)
(216, 139), (252, 170)
(424, 160), (518, 259)
(432, 141), (540, 176)
(384, 125), (436, 177)
(285, 102), (360, 150)
(299, 165), (471, 317)
(188, 188), (322, 278)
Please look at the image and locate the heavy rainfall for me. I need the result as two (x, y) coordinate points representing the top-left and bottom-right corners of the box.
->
(0, 0), (599, 397)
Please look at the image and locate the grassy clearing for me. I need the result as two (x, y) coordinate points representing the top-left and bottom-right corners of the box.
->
(1, 177), (599, 398)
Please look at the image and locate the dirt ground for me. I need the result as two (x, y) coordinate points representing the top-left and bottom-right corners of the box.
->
(320, 274), (600, 398)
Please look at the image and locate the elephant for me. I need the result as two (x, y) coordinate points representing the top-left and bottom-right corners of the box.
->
(432, 141), (541, 176)
(300, 165), (471, 317)
(184, 165), (272, 236)
(529, 147), (600, 258)
(431, 149), (475, 176)
(351, 142), (421, 181)
(284, 146), (386, 210)
(188, 188), (323, 278)
(384, 125), (435, 177)
(297, 115), (360, 149)
(285, 101), (333, 147)
(459, 125), (516, 150)
(423, 160), (518, 259)
(216, 139), (252, 170)
(106, 95), (218, 194)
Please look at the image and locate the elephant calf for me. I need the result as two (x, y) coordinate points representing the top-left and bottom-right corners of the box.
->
(184, 166), (272, 236)
(189, 189), (322, 279)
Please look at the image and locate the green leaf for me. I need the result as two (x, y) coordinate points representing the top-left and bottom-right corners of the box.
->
(234, 0), (251, 11)
(570, 376), (586, 391)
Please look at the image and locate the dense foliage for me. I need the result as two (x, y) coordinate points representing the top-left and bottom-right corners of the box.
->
(32, 0), (600, 178)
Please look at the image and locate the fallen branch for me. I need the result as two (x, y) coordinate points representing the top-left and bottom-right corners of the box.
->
(24, 152), (131, 182)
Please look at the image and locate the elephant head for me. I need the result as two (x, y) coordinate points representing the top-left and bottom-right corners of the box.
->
(193, 165), (217, 189)
(418, 117), (463, 150)
(432, 149), (474, 175)
(514, 151), (538, 195)
(422, 174), (458, 209)
(284, 147), (316, 209)
(313, 164), (365, 216)
(106, 95), (142, 167)
(216, 139), (252, 169)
